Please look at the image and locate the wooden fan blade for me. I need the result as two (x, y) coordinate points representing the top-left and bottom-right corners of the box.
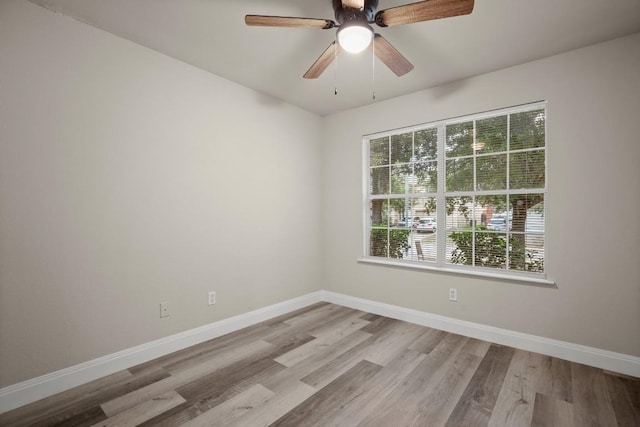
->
(374, 34), (414, 76)
(376, 0), (474, 27)
(342, 0), (365, 9)
(304, 42), (340, 79)
(245, 15), (335, 29)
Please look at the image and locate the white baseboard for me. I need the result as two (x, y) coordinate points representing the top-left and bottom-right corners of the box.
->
(322, 290), (640, 379)
(2, 289), (638, 414)
(0, 291), (324, 414)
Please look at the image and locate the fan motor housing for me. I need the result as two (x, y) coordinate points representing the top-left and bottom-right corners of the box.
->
(333, 0), (378, 24)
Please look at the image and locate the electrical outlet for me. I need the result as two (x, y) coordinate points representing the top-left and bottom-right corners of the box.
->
(449, 288), (458, 302)
(160, 301), (170, 318)
(208, 291), (216, 306)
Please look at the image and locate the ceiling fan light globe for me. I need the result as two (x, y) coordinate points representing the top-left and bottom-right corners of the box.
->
(337, 24), (373, 54)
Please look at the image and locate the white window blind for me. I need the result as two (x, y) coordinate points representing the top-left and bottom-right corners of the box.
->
(364, 102), (546, 279)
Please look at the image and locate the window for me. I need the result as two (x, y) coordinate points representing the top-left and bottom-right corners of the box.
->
(364, 102), (546, 280)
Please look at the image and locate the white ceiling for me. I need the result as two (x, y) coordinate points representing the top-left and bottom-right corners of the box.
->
(29, 0), (640, 116)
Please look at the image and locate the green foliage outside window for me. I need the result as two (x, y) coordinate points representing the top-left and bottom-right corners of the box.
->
(370, 228), (411, 259)
(449, 227), (544, 272)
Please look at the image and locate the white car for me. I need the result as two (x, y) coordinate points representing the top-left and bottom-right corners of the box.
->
(487, 217), (507, 231)
(416, 217), (436, 233)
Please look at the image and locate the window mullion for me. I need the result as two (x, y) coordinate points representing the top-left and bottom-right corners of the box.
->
(387, 136), (391, 257)
(506, 115), (511, 269)
(436, 125), (446, 265)
(472, 120), (477, 267)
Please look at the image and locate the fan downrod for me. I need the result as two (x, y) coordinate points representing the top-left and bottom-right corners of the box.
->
(333, 0), (379, 25)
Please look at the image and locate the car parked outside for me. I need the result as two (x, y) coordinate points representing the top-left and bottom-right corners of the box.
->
(416, 217), (437, 233)
(487, 217), (507, 231)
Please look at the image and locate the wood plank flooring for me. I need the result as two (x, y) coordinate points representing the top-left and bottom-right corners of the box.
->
(1, 303), (638, 427)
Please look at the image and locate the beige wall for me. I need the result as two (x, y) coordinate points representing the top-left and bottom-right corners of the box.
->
(0, 0), (323, 387)
(322, 33), (640, 357)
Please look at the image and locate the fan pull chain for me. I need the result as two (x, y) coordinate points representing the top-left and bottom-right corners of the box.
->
(372, 37), (376, 100)
(334, 37), (338, 96)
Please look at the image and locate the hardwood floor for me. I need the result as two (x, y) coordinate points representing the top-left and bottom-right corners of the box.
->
(1, 302), (638, 426)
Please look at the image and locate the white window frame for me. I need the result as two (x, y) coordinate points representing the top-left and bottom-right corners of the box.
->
(360, 101), (553, 285)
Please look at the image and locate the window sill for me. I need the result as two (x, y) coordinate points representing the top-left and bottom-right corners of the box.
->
(357, 257), (556, 287)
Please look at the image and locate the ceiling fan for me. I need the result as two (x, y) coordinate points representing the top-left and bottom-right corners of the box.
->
(245, 0), (474, 79)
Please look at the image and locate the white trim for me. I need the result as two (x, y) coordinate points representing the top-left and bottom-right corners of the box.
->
(322, 291), (640, 378)
(2, 289), (638, 415)
(363, 101), (548, 139)
(0, 291), (324, 414)
(358, 258), (555, 286)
